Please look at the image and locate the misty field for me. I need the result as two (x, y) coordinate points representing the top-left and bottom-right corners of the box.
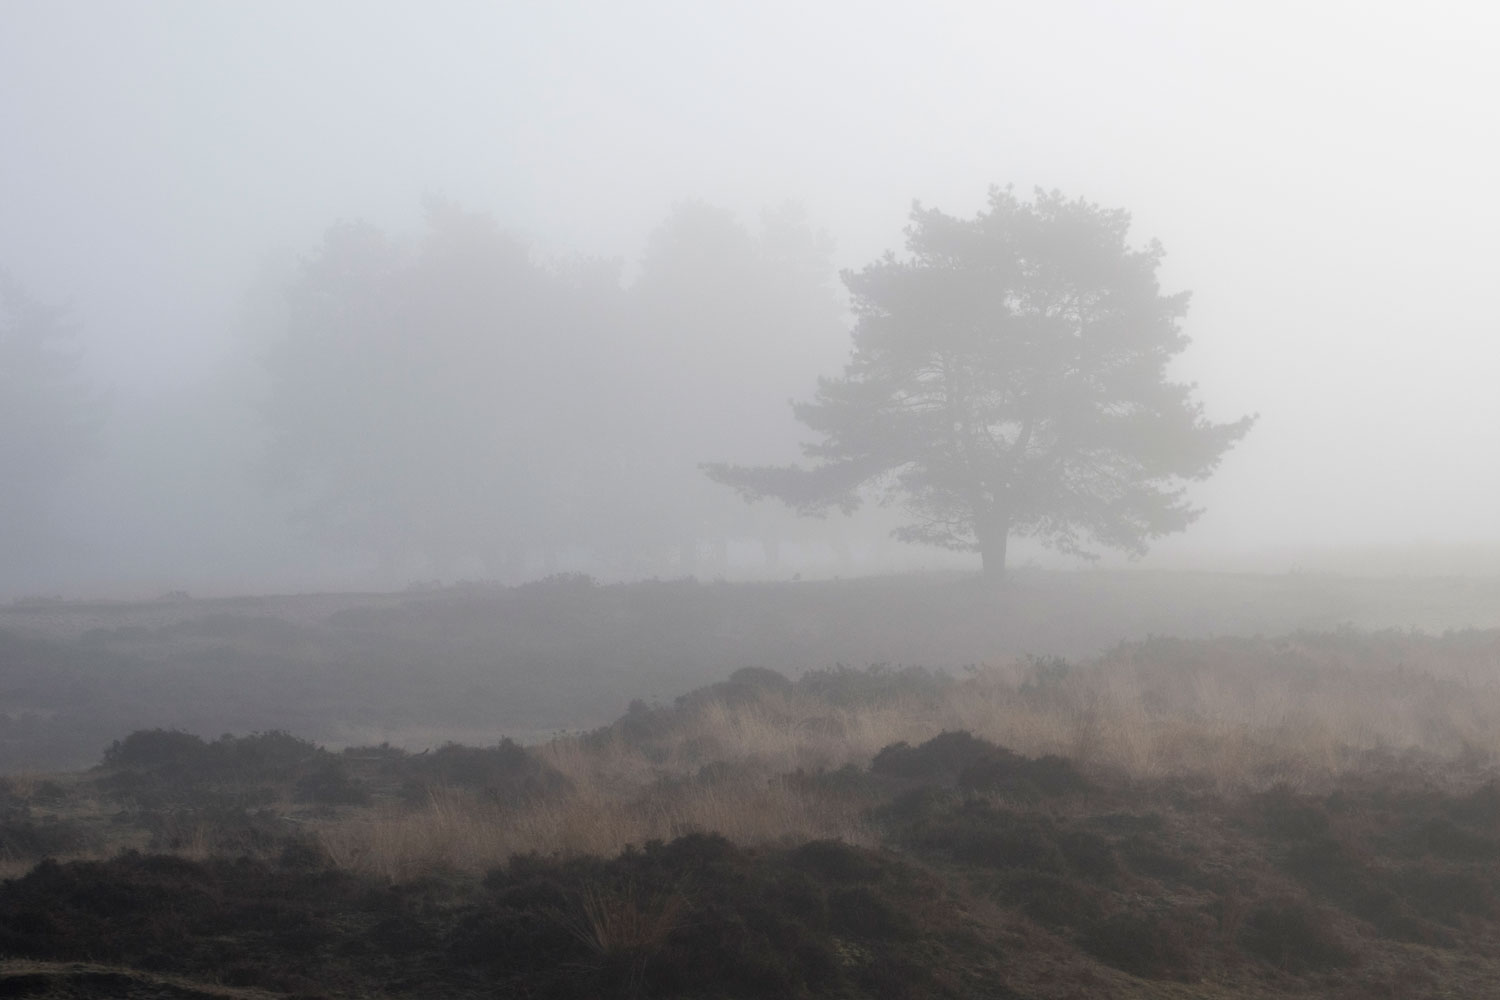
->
(4, 569), (1500, 770)
(2, 572), (1499, 997)
(10, 0), (1500, 994)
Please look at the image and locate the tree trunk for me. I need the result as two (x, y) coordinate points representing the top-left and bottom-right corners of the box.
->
(976, 509), (1010, 586)
(979, 533), (1008, 585)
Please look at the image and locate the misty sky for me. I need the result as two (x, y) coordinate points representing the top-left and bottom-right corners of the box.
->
(3, 0), (1498, 564)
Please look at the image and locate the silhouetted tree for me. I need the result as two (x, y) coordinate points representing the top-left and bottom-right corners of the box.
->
(258, 199), (848, 581)
(260, 204), (600, 576)
(0, 271), (102, 568)
(621, 202), (846, 573)
(708, 187), (1254, 582)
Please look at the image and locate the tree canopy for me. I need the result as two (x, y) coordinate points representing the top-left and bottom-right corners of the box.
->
(707, 187), (1255, 581)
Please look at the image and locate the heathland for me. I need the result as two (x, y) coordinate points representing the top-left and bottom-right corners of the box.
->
(1, 571), (1498, 997)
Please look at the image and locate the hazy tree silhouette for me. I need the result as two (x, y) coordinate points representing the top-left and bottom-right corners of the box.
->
(259, 200), (849, 581)
(622, 201), (846, 573)
(708, 187), (1255, 582)
(260, 205), (589, 575)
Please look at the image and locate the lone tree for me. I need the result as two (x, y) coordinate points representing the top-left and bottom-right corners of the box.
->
(706, 187), (1255, 582)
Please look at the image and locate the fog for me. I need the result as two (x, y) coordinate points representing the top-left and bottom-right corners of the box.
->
(3, 1), (1499, 597)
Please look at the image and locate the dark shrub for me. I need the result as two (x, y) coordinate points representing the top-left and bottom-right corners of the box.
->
(874, 785), (960, 826)
(1241, 898), (1357, 972)
(1450, 780), (1500, 826)
(1055, 829), (1118, 878)
(407, 739), (568, 805)
(1117, 838), (1196, 882)
(611, 700), (671, 746)
(214, 731), (320, 782)
(1278, 831), (1455, 944)
(0, 851), (366, 993)
(0, 818), (89, 860)
(950, 746), (1025, 790)
(872, 731), (1091, 802)
(778, 764), (874, 799)
(1404, 818), (1498, 861)
(727, 666), (792, 692)
(960, 752), (1091, 799)
(277, 839), (333, 870)
(102, 729), (208, 769)
(951, 818), (1067, 872)
(1255, 786), (1332, 841)
(1001, 871), (1106, 929)
(1280, 834), (1367, 894)
(1081, 907), (1210, 980)
(908, 802), (1069, 873)
(676, 669), (791, 712)
(293, 762), (370, 806)
(791, 839), (884, 884)
(1020, 654), (1072, 690)
(424, 741), (529, 785)
(99, 729), (328, 800)
(1018, 755), (1093, 797)
(872, 731), (1005, 783)
(1397, 865), (1497, 922)
(828, 885), (915, 940)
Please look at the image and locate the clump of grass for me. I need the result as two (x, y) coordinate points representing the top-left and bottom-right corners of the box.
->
(317, 773), (874, 881)
(1241, 897), (1359, 972)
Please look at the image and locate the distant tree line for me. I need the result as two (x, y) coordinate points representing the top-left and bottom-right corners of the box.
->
(256, 199), (850, 579)
(2, 186), (1251, 589)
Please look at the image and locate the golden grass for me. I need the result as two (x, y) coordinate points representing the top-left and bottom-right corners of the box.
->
(317, 775), (876, 881)
(312, 633), (1500, 878)
(13, 630), (1496, 879)
(315, 636), (1500, 878)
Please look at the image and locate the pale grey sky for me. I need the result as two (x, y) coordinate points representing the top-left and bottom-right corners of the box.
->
(2, 0), (1498, 564)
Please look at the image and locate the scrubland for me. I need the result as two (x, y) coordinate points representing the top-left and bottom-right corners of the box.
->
(311, 630), (1500, 880)
(1, 575), (1499, 997)
(1, 611), (1499, 997)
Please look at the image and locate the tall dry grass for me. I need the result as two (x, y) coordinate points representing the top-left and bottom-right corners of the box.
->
(318, 777), (876, 882)
(315, 630), (1500, 877)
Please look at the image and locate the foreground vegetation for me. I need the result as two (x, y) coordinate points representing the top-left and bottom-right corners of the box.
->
(3, 628), (1499, 998)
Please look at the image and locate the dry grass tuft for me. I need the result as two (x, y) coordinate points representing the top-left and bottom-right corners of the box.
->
(317, 776), (874, 881)
(562, 881), (686, 959)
